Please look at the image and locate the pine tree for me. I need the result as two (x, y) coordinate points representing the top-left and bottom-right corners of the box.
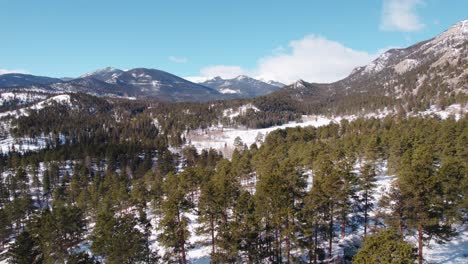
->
(303, 180), (329, 264)
(138, 209), (160, 263)
(0, 178), (9, 206)
(0, 208), (11, 250)
(232, 190), (260, 263)
(91, 211), (149, 264)
(198, 177), (219, 259)
(8, 230), (43, 264)
(334, 155), (357, 240)
(210, 159), (241, 262)
(311, 152), (341, 258)
(255, 159), (305, 263)
(14, 168), (29, 197)
(398, 145), (457, 264)
(358, 162), (377, 236)
(29, 205), (86, 263)
(353, 229), (415, 263)
(158, 172), (191, 264)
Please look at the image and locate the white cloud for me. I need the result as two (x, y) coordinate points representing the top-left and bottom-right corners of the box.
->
(380, 0), (425, 32)
(0, 68), (29, 75)
(189, 35), (383, 84)
(254, 35), (378, 83)
(169, 56), (188, 64)
(200, 65), (248, 79)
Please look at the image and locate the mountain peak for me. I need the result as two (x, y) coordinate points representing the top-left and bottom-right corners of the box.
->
(80, 67), (123, 79)
(450, 19), (468, 33)
(200, 75), (283, 98)
(292, 79), (307, 89)
(433, 19), (468, 42)
(234, 75), (249, 80)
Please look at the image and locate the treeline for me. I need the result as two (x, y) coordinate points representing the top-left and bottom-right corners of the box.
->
(0, 115), (465, 263)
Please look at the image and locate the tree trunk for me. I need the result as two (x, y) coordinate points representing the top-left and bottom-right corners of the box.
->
(341, 216), (346, 239)
(177, 209), (187, 264)
(286, 213), (291, 264)
(418, 224), (423, 264)
(398, 216), (403, 239)
(314, 222), (318, 264)
(329, 205), (333, 258)
(275, 227), (280, 262)
(364, 191), (368, 237)
(278, 227), (283, 263)
(308, 234), (313, 264)
(210, 213), (215, 257)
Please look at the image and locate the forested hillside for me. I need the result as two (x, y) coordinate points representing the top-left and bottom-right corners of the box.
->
(0, 112), (466, 263)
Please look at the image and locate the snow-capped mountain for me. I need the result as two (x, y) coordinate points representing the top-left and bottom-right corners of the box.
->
(0, 68), (223, 102)
(200, 75), (284, 98)
(109, 68), (222, 101)
(80, 67), (124, 82)
(271, 19), (468, 114)
(54, 68), (224, 101)
(354, 20), (467, 77)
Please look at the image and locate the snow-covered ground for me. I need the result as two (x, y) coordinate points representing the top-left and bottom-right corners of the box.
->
(0, 133), (66, 154)
(325, 161), (467, 264)
(0, 92), (48, 106)
(147, 206), (211, 263)
(424, 226), (468, 264)
(0, 94), (71, 154)
(186, 115), (336, 157)
(0, 94), (71, 119)
(186, 103), (467, 158)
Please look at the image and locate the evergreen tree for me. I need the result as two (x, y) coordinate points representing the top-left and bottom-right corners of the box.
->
(0, 208), (11, 250)
(232, 190), (261, 263)
(398, 145), (456, 264)
(158, 172), (191, 264)
(8, 230), (43, 264)
(255, 159), (305, 263)
(29, 205), (86, 263)
(353, 229), (415, 263)
(91, 211), (150, 264)
(311, 152), (341, 258)
(303, 181), (328, 264)
(358, 162), (377, 236)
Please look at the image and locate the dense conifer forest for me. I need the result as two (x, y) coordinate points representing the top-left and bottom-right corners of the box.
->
(0, 102), (466, 263)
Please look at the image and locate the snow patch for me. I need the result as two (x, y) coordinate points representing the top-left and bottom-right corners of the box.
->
(362, 51), (392, 74)
(222, 104), (259, 119)
(219, 88), (240, 94)
(394, 59), (419, 74)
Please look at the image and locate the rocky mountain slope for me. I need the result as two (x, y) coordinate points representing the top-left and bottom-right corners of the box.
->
(268, 20), (467, 115)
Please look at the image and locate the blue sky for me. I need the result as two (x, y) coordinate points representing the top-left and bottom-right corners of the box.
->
(0, 0), (466, 83)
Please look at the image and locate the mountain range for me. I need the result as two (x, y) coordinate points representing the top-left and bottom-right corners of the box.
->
(0, 68), (285, 102)
(0, 20), (466, 107)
